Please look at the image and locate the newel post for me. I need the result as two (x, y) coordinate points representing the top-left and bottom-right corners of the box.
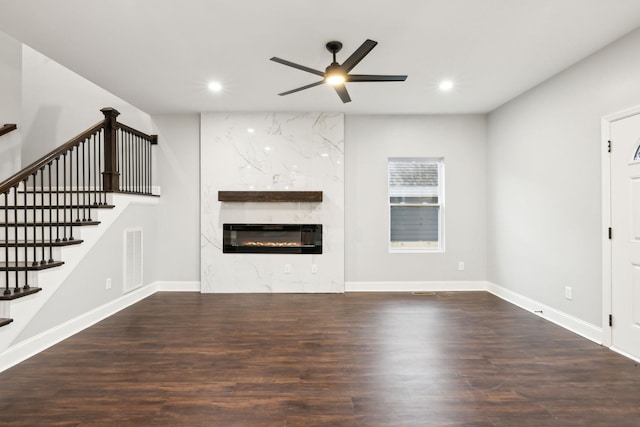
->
(101, 107), (120, 192)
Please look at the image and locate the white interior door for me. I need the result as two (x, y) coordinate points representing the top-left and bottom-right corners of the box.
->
(610, 113), (640, 361)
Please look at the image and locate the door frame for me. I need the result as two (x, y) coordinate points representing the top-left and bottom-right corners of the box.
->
(601, 104), (640, 349)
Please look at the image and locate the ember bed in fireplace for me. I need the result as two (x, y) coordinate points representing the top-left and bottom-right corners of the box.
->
(223, 224), (322, 254)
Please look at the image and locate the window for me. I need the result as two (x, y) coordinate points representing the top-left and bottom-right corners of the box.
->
(388, 157), (444, 252)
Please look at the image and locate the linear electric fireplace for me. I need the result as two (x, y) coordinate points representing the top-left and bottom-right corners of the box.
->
(223, 224), (322, 254)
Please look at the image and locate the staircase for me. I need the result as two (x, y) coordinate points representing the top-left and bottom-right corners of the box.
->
(0, 108), (157, 329)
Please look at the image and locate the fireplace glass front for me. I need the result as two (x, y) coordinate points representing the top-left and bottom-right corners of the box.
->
(223, 224), (322, 254)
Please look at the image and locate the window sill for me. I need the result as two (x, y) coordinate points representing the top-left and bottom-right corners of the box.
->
(389, 248), (444, 254)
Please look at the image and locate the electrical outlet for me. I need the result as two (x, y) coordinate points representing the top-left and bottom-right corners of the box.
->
(284, 264), (292, 274)
(565, 286), (573, 300)
(106, 278), (112, 290)
(311, 264), (318, 274)
(458, 261), (465, 271)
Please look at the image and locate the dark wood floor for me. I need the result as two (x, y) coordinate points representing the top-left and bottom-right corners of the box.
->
(0, 292), (639, 426)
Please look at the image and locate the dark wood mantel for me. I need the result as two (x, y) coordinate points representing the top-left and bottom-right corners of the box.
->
(218, 191), (322, 203)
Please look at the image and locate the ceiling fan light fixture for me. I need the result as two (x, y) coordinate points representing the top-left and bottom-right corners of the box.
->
(325, 64), (346, 86)
(325, 73), (346, 86)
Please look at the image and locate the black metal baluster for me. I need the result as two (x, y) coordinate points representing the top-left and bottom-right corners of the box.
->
(81, 139), (88, 221)
(3, 192), (10, 295)
(55, 157), (61, 243)
(75, 146), (81, 223)
(122, 130), (127, 191)
(47, 163), (54, 263)
(86, 136), (93, 220)
(62, 152), (68, 241)
(127, 131), (132, 192)
(116, 129), (125, 191)
(143, 137), (147, 194)
(91, 133), (97, 206)
(98, 131), (104, 205)
(148, 138), (152, 194)
(22, 179), (29, 291)
(39, 169), (46, 265)
(69, 148), (76, 240)
(31, 174), (37, 267)
(13, 186), (19, 293)
(137, 134), (141, 193)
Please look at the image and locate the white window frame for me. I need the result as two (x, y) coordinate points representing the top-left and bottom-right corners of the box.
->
(388, 157), (445, 253)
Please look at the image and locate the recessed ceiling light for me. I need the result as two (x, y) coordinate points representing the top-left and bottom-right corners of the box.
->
(439, 80), (454, 91)
(264, 146), (272, 151)
(247, 128), (255, 133)
(208, 81), (223, 92)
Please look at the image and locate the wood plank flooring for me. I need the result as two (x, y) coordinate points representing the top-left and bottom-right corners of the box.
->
(0, 292), (639, 426)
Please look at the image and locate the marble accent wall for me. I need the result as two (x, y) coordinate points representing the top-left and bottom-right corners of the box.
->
(200, 112), (344, 293)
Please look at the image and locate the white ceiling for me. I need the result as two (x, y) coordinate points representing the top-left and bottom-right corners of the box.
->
(2, 0), (640, 115)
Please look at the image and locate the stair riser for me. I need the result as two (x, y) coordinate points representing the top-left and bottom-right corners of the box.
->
(0, 208), (101, 223)
(0, 271), (39, 290)
(0, 227), (87, 241)
(2, 191), (112, 207)
(1, 247), (62, 263)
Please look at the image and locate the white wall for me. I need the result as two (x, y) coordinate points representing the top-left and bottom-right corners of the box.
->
(15, 203), (158, 342)
(21, 45), (153, 166)
(345, 115), (487, 287)
(487, 27), (640, 327)
(152, 114), (201, 284)
(0, 31), (22, 180)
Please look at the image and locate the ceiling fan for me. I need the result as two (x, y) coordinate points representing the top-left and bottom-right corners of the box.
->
(270, 39), (407, 103)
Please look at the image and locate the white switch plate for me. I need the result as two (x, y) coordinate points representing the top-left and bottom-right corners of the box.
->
(284, 264), (292, 274)
(311, 264), (318, 274)
(106, 278), (112, 290)
(458, 262), (465, 271)
(565, 286), (573, 300)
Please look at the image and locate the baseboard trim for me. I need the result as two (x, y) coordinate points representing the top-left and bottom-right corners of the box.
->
(486, 282), (603, 344)
(155, 281), (201, 292)
(610, 346), (640, 364)
(345, 281), (489, 292)
(0, 280), (200, 373)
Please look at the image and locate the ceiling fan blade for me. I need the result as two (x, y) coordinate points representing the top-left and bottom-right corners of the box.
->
(277, 80), (325, 96)
(270, 57), (325, 77)
(334, 84), (351, 103)
(340, 39), (378, 72)
(347, 74), (408, 82)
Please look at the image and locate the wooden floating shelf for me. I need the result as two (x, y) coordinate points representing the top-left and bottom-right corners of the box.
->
(218, 191), (322, 203)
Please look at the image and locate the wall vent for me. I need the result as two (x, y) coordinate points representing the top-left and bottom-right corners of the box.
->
(124, 227), (143, 293)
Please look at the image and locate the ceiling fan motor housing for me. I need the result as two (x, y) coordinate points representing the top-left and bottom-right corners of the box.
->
(326, 41), (343, 55)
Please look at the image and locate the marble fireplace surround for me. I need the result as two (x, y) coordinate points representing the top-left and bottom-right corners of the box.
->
(200, 112), (345, 293)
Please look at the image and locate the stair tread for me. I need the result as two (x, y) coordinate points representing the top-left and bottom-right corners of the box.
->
(0, 318), (13, 327)
(3, 220), (100, 227)
(0, 261), (64, 271)
(0, 287), (42, 301)
(5, 204), (114, 209)
(0, 239), (83, 247)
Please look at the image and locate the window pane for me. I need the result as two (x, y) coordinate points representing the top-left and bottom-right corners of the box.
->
(389, 160), (439, 200)
(388, 157), (443, 251)
(390, 196), (438, 204)
(390, 206), (439, 248)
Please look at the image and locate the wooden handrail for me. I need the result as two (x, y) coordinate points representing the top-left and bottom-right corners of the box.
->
(0, 108), (158, 196)
(0, 121), (105, 195)
(0, 124), (17, 138)
(118, 122), (158, 144)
